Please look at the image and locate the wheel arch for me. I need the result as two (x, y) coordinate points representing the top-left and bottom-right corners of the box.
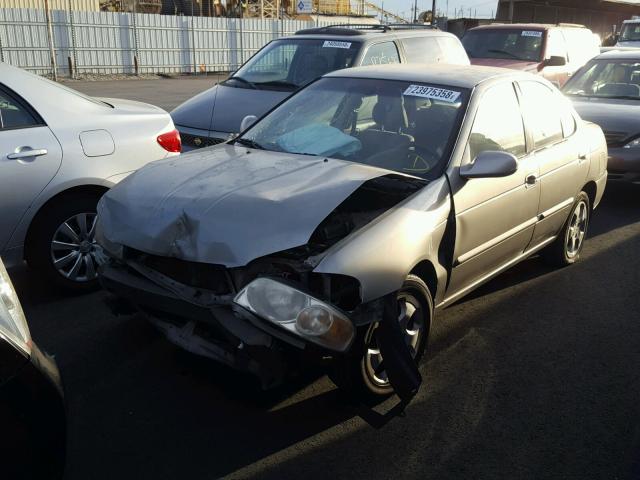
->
(409, 260), (438, 303)
(582, 181), (597, 211)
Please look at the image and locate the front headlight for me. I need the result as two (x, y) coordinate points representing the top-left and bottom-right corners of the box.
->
(234, 277), (355, 352)
(623, 137), (640, 149)
(0, 262), (31, 355)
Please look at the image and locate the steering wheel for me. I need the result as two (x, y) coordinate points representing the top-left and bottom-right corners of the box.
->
(403, 146), (439, 174)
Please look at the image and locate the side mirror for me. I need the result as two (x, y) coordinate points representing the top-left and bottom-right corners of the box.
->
(545, 55), (567, 67)
(460, 151), (518, 179)
(240, 115), (258, 132)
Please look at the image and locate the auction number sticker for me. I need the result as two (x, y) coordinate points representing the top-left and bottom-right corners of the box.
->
(521, 30), (542, 37)
(323, 40), (352, 49)
(403, 85), (461, 103)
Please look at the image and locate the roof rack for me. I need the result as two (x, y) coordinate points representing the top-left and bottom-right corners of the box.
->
(295, 23), (437, 35)
(384, 23), (437, 30)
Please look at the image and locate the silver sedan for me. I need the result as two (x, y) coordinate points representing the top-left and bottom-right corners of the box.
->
(0, 63), (180, 290)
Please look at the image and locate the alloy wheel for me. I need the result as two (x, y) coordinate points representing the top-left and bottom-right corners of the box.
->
(565, 200), (588, 259)
(50, 213), (100, 282)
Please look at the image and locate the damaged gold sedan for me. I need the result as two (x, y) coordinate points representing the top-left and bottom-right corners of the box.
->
(96, 64), (607, 406)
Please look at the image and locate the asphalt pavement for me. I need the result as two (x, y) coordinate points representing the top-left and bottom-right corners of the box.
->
(61, 75), (224, 112)
(8, 79), (640, 479)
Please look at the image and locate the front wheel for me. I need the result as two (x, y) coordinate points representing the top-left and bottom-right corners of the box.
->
(330, 274), (433, 403)
(542, 191), (590, 267)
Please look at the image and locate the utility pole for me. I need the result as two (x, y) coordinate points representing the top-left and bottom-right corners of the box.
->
(431, 0), (436, 26)
(413, 0), (418, 23)
(44, 0), (57, 81)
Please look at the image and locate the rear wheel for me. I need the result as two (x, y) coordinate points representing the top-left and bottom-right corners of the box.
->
(26, 192), (104, 292)
(330, 274), (433, 402)
(542, 191), (590, 267)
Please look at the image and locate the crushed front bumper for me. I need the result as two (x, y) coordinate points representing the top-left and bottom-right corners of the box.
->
(99, 260), (320, 388)
(100, 258), (423, 403)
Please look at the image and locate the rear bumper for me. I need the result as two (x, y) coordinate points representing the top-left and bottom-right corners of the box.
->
(607, 148), (640, 181)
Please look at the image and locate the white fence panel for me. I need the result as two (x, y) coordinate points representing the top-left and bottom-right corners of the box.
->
(0, 7), (333, 76)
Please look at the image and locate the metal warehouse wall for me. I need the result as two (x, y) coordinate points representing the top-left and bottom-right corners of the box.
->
(0, 7), (329, 75)
(0, 0), (99, 10)
(496, 1), (639, 38)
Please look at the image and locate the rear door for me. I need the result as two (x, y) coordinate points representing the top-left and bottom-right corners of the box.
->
(448, 81), (540, 296)
(517, 80), (587, 246)
(0, 85), (62, 252)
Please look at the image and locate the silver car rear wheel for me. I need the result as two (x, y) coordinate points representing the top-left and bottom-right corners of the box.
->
(50, 213), (99, 282)
(565, 199), (588, 259)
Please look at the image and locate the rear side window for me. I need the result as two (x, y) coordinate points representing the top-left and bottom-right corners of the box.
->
(469, 82), (526, 160)
(518, 81), (564, 149)
(558, 93), (577, 137)
(401, 37), (441, 63)
(360, 42), (400, 66)
(0, 88), (39, 130)
(436, 36), (470, 65)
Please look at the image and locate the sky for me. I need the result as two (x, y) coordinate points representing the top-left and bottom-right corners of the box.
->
(375, 0), (499, 21)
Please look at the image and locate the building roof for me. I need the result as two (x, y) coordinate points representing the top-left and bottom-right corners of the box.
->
(325, 63), (526, 88)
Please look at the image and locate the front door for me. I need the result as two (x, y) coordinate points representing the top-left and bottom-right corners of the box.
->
(447, 81), (540, 298)
(0, 85), (62, 252)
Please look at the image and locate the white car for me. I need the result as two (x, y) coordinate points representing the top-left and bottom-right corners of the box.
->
(0, 63), (180, 290)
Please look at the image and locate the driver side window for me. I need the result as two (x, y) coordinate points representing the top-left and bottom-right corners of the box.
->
(468, 82), (526, 161)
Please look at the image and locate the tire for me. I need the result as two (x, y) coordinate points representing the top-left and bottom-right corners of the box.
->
(541, 191), (590, 267)
(26, 192), (104, 292)
(330, 274), (433, 404)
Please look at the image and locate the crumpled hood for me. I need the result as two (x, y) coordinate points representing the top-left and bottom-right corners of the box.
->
(98, 144), (391, 266)
(571, 97), (640, 137)
(470, 57), (539, 72)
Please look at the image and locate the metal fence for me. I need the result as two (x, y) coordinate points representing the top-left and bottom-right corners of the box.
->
(0, 8), (332, 76)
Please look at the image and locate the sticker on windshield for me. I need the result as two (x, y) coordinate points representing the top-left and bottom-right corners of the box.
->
(521, 30), (542, 37)
(323, 40), (352, 49)
(403, 85), (461, 103)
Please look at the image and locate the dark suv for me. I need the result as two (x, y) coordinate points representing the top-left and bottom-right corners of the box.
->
(171, 24), (470, 150)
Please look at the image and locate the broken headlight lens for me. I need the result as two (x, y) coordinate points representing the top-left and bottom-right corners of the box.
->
(0, 261), (31, 355)
(234, 277), (355, 352)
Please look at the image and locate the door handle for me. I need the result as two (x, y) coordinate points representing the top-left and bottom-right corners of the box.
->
(7, 148), (48, 160)
(525, 174), (538, 186)
(578, 152), (588, 161)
